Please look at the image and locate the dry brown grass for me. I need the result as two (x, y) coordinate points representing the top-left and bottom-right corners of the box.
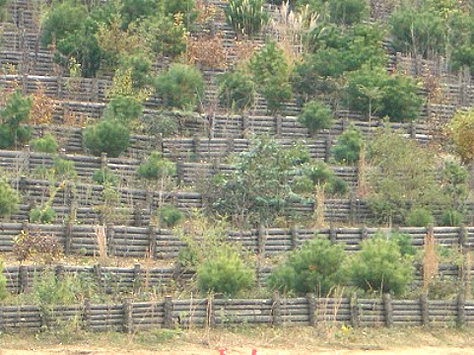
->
(422, 228), (438, 292)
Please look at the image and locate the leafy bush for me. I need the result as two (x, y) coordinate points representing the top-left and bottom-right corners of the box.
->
(0, 89), (32, 149)
(349, 235), (414, 296)
(83, 119), (130, 158)
(405, 208), (434, 227)
(157, 205), (184, 228)
(328, 0), (368, 25)
(13, 230), (63, 263)
(53, 158), (77, 180)
(0, 178), (19, 217)
(331, 125), (362, 164)
(197, 247), (255, 296)
(293, 161), (348, 197)
(31, 133), (58, 153)
(137, 152), (176, 180)
(225, 0), (269, 39)
(29, 207), (57, 224)
(92, 167), (118, 186)
(104, 95), (143, 124)
(448, 109), (474, 164)
(440, 209), (464, 227)
(267, 238), (347, 296)
(298, 100), (333, 134)
(144, 113), (179, 137)
(217, 71), (256, 112)
(154, 64), (204, 110)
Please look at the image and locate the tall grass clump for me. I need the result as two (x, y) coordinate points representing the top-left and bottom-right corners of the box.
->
(225, 0), (269, 39)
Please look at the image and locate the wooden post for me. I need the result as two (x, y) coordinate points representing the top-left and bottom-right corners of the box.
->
(226, 138), (235, 155)
(350, 292), (360, 328)
(133, 207), (143, 227)
(360, 225), (368, 242)
(65, 183), (76, 256)
(176, 163), (183, 187)
(133, 264), (141, 293)
(192, 135), (200, 161)
(329, 224), (337, 245)
(164, 296), (173, 329)
(410, 121), (417, 139)
(257, 226), (266, 258)
(82, 298), (91, 331)
(94, 264), (103, 291)
(55, 265), (65, 282)
(420, 294), (429, 326)
(290, 226), (299, 250)
(100, 152), (108, 170)
(18, 265), (28, 294)
(306, 293), (317, 327)
(382, 293), (393, 328)
(207, 293), (215, 329)
(275, 115), (282, 138)
(272, 291), (282, 327)
(242, 114), (249, 137)
(457, 292), (466, 327)
(106, 223), (115, 257)
(123, 298), (133, 333)
(458, 225), (467, 254)
(147, 225), (156, 259)
(349, 195), (357, 225)
(324, 137), (331, 162)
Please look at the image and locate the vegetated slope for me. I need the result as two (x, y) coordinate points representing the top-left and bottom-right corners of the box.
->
(0, 0), (473, 312)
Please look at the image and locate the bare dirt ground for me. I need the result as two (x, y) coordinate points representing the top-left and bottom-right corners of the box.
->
(1, 327), (474, 355)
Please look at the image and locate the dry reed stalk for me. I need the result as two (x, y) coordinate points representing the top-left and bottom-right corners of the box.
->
(463, 250), (472, 298)
(357, 144), (367, 197)
(314, 184), (326, 228)
(422, 229), (438, 292)
(94, 224), (108, 263)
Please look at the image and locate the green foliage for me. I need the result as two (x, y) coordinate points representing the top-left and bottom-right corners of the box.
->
(29, 207), (57, 224)
(53, 158), (77, 180)
(144, 113), (179, 137)
(441, 160), (468, 211)
(267, 238), (347, 296)
(293, 161), (348, 197)
(137, 152), (176, 180)
(104, 95), (143, 123)
(249, 41), (292, 113)
(0, 259), (7, 302)
(157, 205), (183, 228)
(405, 208), (434, 227)
(197, 247), (255, 296)
(0, 90), (32, 149)
(328, 0), (368, 25)
(298, 100), (333, 134)
(83, 119), (130, 158)
(118, 53), (153, 89)
(365, 129), (442, 225)
(225, 0), (269, 39)
(389, 8), (445, 58)
(440, 209), (464, 227)
(154, 64), (204, 110)
(31, 133), (58, 153)
(331, 126), (362, 164)
(345, 66), (422, 121)
(448, 109), (474, 164)
(208, 137), (309, 227)
(92, 167), (118, 186)
(13, 230), (63, 263)
(349, 235), (414, 296)
(0, 178), (19, 218)
(41, 1), (101, 77)
(217, 71), (256, 112)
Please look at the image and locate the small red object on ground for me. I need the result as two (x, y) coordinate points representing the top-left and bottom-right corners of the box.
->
(252, 349), (258, 355)
(219, 348), (227, 355)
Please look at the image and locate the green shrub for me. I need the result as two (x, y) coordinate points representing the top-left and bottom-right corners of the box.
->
(154, 64), (204, 110)
(225, 0), (269, 39)
(217, 71), (255, 112)
(137, 152), (176, 180)
(267, 238), (347, 296)
(329, 0), (368, 25)
(261, 76), (292, 114)
(405, 208), (434, 227)
(197, 247), (255, 296)
(31, 133), (58, 153)
(104, 95), (143, 124)
(92, 167), (118, 186)
(440, 209), (464, 227)
(331, 125), (362, 164)
(298, 100), (333, 135)
(349, 236), (414, 296)
(83, 119), (130, 158)
(29, 207), (57, 224)
(118, 53), (152, 89)
(0, 178), (19, 217)
(53, 158), (77, 180)
(0, 89), (32, 149)
(448, 109), (474, 164)
(144, 114), (179, 137)
(157, 205), (183, 228)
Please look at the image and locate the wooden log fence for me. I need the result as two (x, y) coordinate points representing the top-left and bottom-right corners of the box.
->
(1, 222), (474, 259)
(1, 293), (474, 333)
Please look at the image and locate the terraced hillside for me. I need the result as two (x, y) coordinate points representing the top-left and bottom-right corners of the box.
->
(0, 0), (473, 333)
